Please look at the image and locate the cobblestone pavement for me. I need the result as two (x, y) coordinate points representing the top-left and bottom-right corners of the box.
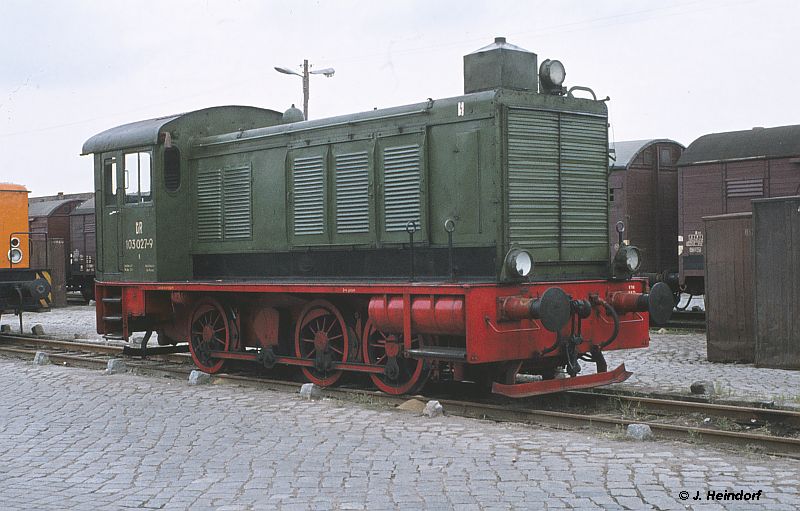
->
(9, 305), (800, 406)
(604, 332), (800, 407)
(1, 358), (798, 511)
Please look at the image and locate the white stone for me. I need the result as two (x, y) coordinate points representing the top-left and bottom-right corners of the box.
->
(423, 400), (444, 418)
(188, 370), (212, 385)
(299, 383), (322, 400)
(31, 324), (45, 336)
(626, 423), (653, 441)
(104, 358), (127, 375)
(33, 351), (50, 365)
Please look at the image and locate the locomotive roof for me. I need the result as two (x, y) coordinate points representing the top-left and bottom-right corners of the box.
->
(609, 139), (684, 170)
(0, 183), (28, 192)
(82, 113), (182, 154)
(194, 90), (504, 148)
(678, 124), (800, 166)
(82, 106), (282, 155)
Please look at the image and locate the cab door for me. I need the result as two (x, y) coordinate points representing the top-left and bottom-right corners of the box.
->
(99, 154), (121, 278)
(120, 150), (157, 281)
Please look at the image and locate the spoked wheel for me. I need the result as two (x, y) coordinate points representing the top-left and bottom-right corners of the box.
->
(362, 319), (431, 395)
(188, 298), (230, 374)
(294, 299), (350, 387)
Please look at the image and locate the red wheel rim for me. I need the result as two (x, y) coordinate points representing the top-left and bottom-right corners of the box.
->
(188, 298), (230, 374)
(362, 319), (429, 395)
(294, 299), (349, 386)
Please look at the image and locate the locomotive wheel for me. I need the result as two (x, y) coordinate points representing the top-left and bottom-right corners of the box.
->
(294, 299), (350, 387)
(362, 319), (430, 395)
(188, 298), (230, 374)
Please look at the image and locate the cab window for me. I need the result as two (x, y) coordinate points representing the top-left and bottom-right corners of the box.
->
(103, 157), (117, 204)
(124, 151), (152, 204)
(164, 147), (181, 192)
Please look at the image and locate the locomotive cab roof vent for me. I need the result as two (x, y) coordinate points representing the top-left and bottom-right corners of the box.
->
(464, 36), (538, 94)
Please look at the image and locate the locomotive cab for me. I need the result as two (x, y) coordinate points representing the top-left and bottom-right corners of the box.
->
(83, 107), (284, 284)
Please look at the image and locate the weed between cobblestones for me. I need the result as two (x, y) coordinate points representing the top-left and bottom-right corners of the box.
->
(615, 398), (641, 420)
(598, 425), (627, 441)
(338, 391), (386, 410)
(712, 381), (734, 400)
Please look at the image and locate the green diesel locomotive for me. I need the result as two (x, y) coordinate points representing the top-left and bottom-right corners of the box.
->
(83, 37), (671, 396)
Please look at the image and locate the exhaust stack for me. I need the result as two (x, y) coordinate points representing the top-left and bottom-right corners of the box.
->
(464, 36), (538, 94)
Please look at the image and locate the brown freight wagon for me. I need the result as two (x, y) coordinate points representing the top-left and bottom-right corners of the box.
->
(69, 197), (96, 302)
(609, 139), (684, 290)
(677, 125), (800, 296)
(28, 194), (86, 306)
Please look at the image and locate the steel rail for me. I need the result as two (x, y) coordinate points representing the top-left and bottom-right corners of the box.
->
(2, 334), (798, 457)
(570, 390), (800, 428)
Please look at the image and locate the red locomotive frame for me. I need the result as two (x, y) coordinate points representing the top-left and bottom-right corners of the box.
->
(96, 278), (652, 397)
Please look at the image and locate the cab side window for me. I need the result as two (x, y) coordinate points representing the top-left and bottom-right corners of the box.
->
(103, 157), (117, 204)
(124, 151), (152, 204)
(164, 147), (181, 192)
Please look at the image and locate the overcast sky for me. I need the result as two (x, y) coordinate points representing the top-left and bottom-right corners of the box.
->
(1, 0), (798, 196)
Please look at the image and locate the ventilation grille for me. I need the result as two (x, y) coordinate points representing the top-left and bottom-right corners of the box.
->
(335, 152), (370, 234)
(222, 166), (252, 240)
(726, 178), (764, 198)
(293, 155), (325, 235)
(197, 169), (223, 241)
(507, 110), (559, 248)
(383, 144), (421, 232)
(560, 113), (608, 249)
(506, 109), (608, 261)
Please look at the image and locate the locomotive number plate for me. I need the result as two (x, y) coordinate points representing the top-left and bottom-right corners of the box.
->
(125, 238), (154, 250)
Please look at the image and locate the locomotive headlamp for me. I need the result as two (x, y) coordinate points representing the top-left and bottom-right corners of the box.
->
(8, 248), (22, 264)
(505, 249), (534, 278)
(539, 59), (566, 91)
(614, 245), (642, 274)
(10, 237), (20, 248)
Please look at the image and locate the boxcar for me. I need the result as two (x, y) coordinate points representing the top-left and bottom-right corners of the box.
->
(68, 197), (96, 302)
(28, 194), (86, 306)
(677, 124), (800, 296)
(82, 38), (672, 396)
(609, 139), (684, 293)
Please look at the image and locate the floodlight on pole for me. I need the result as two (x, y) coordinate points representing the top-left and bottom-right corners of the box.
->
(274, 59), (335, 119)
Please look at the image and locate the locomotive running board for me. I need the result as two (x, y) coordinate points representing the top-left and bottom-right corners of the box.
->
(491, 363), (632, 398)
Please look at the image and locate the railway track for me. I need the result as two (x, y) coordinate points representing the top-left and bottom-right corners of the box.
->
(2, 333), (798, 458)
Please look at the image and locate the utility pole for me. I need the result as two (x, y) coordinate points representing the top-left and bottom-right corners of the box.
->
(302, 59), (310, 120)
(275, 60), (335, 120)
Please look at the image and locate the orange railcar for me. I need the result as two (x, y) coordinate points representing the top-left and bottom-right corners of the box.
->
(0, 184), (52, 327)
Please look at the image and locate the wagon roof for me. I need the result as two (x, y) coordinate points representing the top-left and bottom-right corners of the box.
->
(28, 198), (82, 217)
(71, 197), (95, 214)
(609, 139), (684, 169)
(678, 124), (800, 166)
